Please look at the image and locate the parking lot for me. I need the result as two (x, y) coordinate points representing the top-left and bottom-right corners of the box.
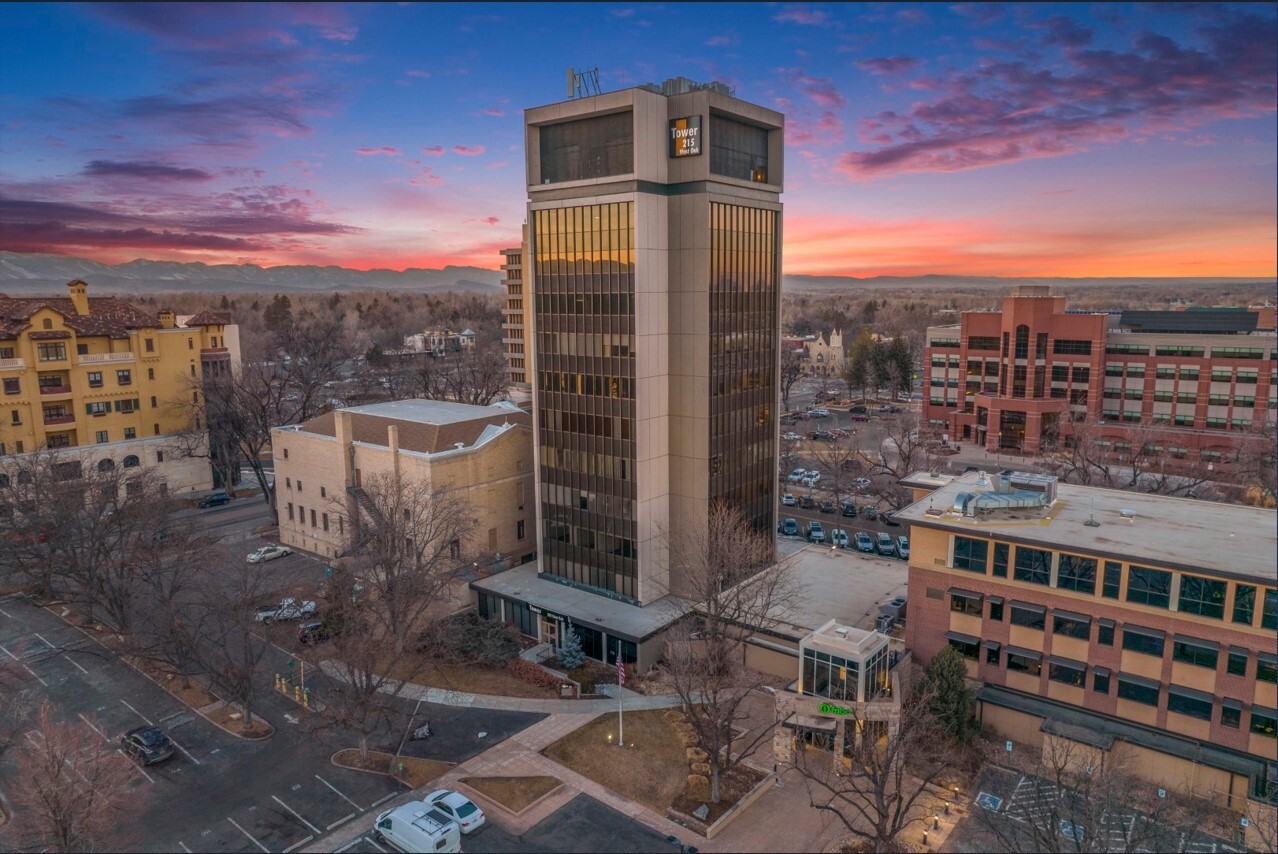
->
(0, 595), (545, 853)
(945, 766), (1246, 854)
(334, 793), (680, 854)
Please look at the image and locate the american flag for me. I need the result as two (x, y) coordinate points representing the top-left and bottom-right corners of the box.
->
(616, 652), (626, 686)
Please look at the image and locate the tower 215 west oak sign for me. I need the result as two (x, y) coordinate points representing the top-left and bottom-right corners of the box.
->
(669, 115), (702, 157)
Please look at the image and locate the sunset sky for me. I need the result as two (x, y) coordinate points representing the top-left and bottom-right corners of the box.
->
(1, 2), (1274, 277)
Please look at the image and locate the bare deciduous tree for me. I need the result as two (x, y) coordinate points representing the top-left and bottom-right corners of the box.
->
(795, 680), (956, 852)
(8, 703), (141, 853)
(973, 737), (1218, 854)
(189, 549), (272, 730)
(659, 501), (800, 804)
(413, 339), (509, 406)
(781, 347), (806, 410)
(860, 411), (945, 510)
(343, 471), (474, 654)
(1040, 418), (1218, 497)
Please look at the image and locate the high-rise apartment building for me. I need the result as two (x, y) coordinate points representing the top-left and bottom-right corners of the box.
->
(473, 78), (784, 668)
(500, 226), (530, 390)
(922, 286), (1276, 464)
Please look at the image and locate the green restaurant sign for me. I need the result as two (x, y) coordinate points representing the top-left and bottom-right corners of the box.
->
(819, 702), (853, 717)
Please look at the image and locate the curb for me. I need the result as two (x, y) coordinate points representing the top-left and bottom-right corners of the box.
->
(453, 776), (565, 819)
(37, 599), (277, 741)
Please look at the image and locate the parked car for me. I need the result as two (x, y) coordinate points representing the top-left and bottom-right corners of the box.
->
(119, 725), (175, 766)
(197, 490), (231, 508)
(297, 620), (331, 644)
(876, 532), (896, 556)
(801, 470), (822, 487)
(842, 501), (857, 517)
(788, 467), (807, 483)
(254, 598), (317, 624)
(781, 518), (799, 537)
(849, 405), (869, 415)
(818, 500), (836, 514)
(799, 495), (816, 509)
(374, 803), (461, 854)
(807, 521), (826, 544)
(850, 412), (870, 422)
(830, 528), (850, 549)
(782, 431), (802, 441)
(829, 428), (849, 438)
(247, 544), (292, 563)
(879, 512), (902, 527)
(808, 408), (830, 418)
(896, 536), (910, 560)
(781, 492), (797, 506)
(806, 430), (834, 442)
(853, 477), (872, 489)
(855, 532), (875, 553)
(424, 789), (487, 835)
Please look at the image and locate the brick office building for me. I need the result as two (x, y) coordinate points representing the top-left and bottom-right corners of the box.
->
(897, 469), (1276, 814)
(921, 286), (1276, 465)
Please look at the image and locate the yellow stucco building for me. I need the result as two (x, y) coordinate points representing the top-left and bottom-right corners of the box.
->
(0, 280), (239, 493)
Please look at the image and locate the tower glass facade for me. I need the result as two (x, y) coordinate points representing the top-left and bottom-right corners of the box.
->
(709, 202), (779, 536)
(533, 202), (639, 600)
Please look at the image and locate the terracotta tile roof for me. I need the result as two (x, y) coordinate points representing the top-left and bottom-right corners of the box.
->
(0, 281), (156, 339)
(183, 310), (233, 327)
(293, 404), (530, 455)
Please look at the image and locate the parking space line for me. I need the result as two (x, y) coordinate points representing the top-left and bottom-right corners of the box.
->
(272, 794), (321, 834)
(120, 699), (200, 765)
(366, 836), (388, 853)
(0, 606), (12, 618)
(227, 817), (270, 853)
(283, 835), (314, 853)
(76, 711), (155, 783)
(0, 643), (48, 686)
(370, 792), (397, 808)
(327, 812), (356, 830)
(315, 774), (363, 810)
(178, 843), (192, 853)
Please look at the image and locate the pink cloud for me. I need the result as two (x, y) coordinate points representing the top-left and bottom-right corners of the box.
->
(773, 5), (830, 26)
(354, 147), (401, 156)
(404, 69), (430, 78)
(482, 109), (505, 117)
(855, 56), (919, 76)
(452, 145), (485, 156)
(421, 146), (445, 156)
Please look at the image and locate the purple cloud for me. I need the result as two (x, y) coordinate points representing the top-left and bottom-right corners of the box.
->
(837, 10), (1277, 178)
(1038, 15), (1093, 48)
(855, 56), (919, 76)
(354, 146), (401, 156)
(452, 145), (485, 156)
(83, 160), (214, 181)
(481, 109), (505, 117)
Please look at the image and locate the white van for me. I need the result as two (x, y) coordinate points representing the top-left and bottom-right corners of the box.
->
(373, 803), (462, 853)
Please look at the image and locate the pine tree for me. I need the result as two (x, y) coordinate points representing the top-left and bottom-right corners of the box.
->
(923, 645), (978, 745)
(558, 626), (585, 669)
(263, 294), (293, 333)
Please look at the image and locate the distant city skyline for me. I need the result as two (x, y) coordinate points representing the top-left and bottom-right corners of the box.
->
(1, 2), (1274, 277)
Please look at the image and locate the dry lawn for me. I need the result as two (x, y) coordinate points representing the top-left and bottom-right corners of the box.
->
(382, 656), (559, 700)
(333, 749), (451, 788)
(543, 709), (688, 813)
(460, 776), (561, 815)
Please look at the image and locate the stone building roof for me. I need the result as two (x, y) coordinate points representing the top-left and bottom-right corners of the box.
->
(0, 281), (156, 339)
(294, 400), (530, 456)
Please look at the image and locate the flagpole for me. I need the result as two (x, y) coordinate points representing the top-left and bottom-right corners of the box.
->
(617, 650), (625, 747)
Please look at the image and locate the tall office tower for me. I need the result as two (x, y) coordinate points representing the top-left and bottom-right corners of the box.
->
(526, 78), (784, 607)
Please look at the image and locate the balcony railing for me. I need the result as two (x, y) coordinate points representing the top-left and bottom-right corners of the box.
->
(39, 384), (72, 395)
(78, 352), (136, 364)
(43, 414), (75, 425)
(0, 357), (25, 370)
(200, 347), (229, 356)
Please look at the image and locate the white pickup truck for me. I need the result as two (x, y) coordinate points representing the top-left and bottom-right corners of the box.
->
(254, 598), (318, 624)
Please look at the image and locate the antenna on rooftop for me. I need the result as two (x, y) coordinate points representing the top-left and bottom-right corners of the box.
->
(567, 67), (602, 99)
(1084, 496), (1100, 527)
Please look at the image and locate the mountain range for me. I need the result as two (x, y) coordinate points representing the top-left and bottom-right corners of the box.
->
(0, 251), (1272, 296)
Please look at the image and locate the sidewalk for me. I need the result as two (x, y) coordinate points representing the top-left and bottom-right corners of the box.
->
(317, 658), (684, 713)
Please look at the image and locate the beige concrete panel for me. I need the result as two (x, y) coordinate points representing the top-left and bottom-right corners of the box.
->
(980, 704), (1046, 749)
(1249, 732), (1276, 760)
(1009, 626), (1046, 651)
(1006, 671), (1041, 694)
(1051, 636), (1090, 662)
(1255, 679), (1276, 709)
(1170, 662), (1216, 694)
(1045, 683), (1085, 707)
(650, 373), (669, 419)
(949, 612), (982, 638)
(1115, 698), (1159, 726)
(1120, 651), (1165, 681)
(1164, 711), (1211, 741)
(746, 644), (798, 681)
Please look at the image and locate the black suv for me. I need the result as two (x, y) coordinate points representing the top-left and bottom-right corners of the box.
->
(197, 490), (231, 508)
(297, 620), (331, 645)
(120, 725), (175, 765)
